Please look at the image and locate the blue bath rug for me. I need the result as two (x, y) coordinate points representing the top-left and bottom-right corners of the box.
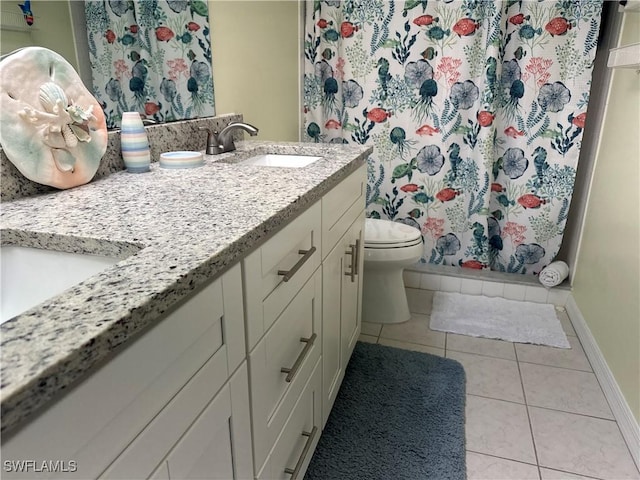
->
(305, 342), (466, 480)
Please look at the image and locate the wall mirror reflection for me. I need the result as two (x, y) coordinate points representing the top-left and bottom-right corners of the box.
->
(0, 0), (216, 128)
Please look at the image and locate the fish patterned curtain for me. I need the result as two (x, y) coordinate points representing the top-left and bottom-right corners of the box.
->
(84, 0), (215, 128)
(304, 0), (602, 275)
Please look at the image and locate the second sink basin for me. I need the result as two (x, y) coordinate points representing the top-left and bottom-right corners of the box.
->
(239, 154), (322, 168)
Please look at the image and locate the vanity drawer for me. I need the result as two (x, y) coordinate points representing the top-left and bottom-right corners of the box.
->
(321, 165), (366, 260)
(243, 201), (321, 349)
(249, 269), (322, 470)
(257, 357), (322, 480)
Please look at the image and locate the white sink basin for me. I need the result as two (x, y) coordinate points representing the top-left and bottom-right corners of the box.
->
(0, 246), (120, 323)
(239, 154), (322, 168)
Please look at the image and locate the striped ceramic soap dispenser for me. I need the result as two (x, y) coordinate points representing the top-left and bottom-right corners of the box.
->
(120, 112), (151, 173)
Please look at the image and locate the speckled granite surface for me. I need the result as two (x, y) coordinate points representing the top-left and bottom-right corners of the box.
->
(0, 135), (372, 434)
(0, 113), (243, 202)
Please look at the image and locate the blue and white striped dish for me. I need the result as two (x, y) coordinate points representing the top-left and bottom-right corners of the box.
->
(159, 151), (205, 169)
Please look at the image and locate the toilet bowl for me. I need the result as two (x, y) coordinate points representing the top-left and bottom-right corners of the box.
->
(362, 218), (423, 324)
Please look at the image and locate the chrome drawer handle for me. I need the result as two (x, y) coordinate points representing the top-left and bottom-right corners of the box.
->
(278, 246), (317, 282)
(345, 239), (360, 283)
(284, 426), (318, 479)
(281, 333), (317, 383)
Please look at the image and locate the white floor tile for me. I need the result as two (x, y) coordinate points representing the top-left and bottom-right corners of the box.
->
(405, 288), (434, 315)
(546, 288), (570, 306)
(516, 335), (592, 372)
(461, 278), (483, 295)
(557, 309), (576, 336)
(447, 351), (524, 403)
(403, 270), (421, 288)
(467, 452), (540, 480)
(379, 312), (445, 348)
(466, 395), (537, 464)
(446, 333), (516, 360)
(539, 467), (601, 479)
(529, 407), (640, 479)
(356, 287), (637, 480)
(358, 334), (378, 344)
(482, 281), (505, 298)
(440, 275), (462, 292)
(361, 322), (382, 337)
(503, 283), (527, 301)
(377, 338), (444, 356)
(520, 363), (613, 419)
(525, 285), (549, 303)
(420, 273), (441, 291)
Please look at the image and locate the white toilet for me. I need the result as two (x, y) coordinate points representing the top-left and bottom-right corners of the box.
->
(362, 218), (423, 324)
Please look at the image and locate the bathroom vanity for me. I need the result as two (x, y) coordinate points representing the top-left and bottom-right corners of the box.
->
(0, 137), (372, 479)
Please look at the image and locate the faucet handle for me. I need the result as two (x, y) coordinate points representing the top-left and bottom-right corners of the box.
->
(198, 127), (222, 155)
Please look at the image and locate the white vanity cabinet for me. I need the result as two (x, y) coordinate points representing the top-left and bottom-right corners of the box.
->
(105, 364), (253, 480)
(242, 164), (366, 479)
(241, 202), (323, 476)
(320, 166), (366, 425)
(1, 161), (368, 480)
(321, 216), (364, 426)
(1, 264), (251, 480)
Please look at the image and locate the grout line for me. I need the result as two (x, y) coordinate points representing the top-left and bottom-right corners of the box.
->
(535, 466), (605, 480)
(515, 348), (542, 471)
(465, 393), (617, 424)
(525, 404), (617, 423)
(465, 449), (540, 468)
(467, 393), (526, 407)
(445, 346), (517, 362)
(516, 358), (593, 373)
(378, 337), (445, 353)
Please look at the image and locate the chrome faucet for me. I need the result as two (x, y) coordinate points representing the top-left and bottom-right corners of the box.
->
(199, 127), (221, 155)
(218, 122), (259, 153)
(199, 122), (259, 155)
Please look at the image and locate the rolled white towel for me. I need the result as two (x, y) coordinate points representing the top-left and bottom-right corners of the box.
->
(539, 261), (570, 288)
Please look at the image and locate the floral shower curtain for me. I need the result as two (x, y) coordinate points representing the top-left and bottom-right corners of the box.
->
(304, 0), (602, 275)
(85, 0), (215, 128)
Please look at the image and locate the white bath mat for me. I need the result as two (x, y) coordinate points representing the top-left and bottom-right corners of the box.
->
(430, 292), (570, 349)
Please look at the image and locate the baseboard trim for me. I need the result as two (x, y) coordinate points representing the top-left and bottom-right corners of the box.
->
(565, 295), (640, 471)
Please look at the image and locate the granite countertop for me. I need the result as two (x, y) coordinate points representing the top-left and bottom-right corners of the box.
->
(0, 140), (372, 434)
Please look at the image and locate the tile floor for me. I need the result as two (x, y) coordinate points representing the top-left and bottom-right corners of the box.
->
(359, 288), (640, 480)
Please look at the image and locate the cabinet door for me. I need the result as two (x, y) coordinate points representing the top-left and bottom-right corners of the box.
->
(341, 215), (364, 372)
(321, 236), (344, 426)
(3, 265), (245, 480)
(149, 462), (169, 480)
(163, 364), (252, 480)
(321, 213), (364, 427)
(101, 363), (253, 480)
(164, 389), (234, 480)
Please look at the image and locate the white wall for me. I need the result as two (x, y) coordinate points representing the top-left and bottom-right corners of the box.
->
(572, 11), (640, 422)
(0, 1), (76, 68)
(210, 1), (300, 142)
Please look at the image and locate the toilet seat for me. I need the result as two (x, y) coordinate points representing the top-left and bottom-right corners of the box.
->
(364, 218), (422, 249)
